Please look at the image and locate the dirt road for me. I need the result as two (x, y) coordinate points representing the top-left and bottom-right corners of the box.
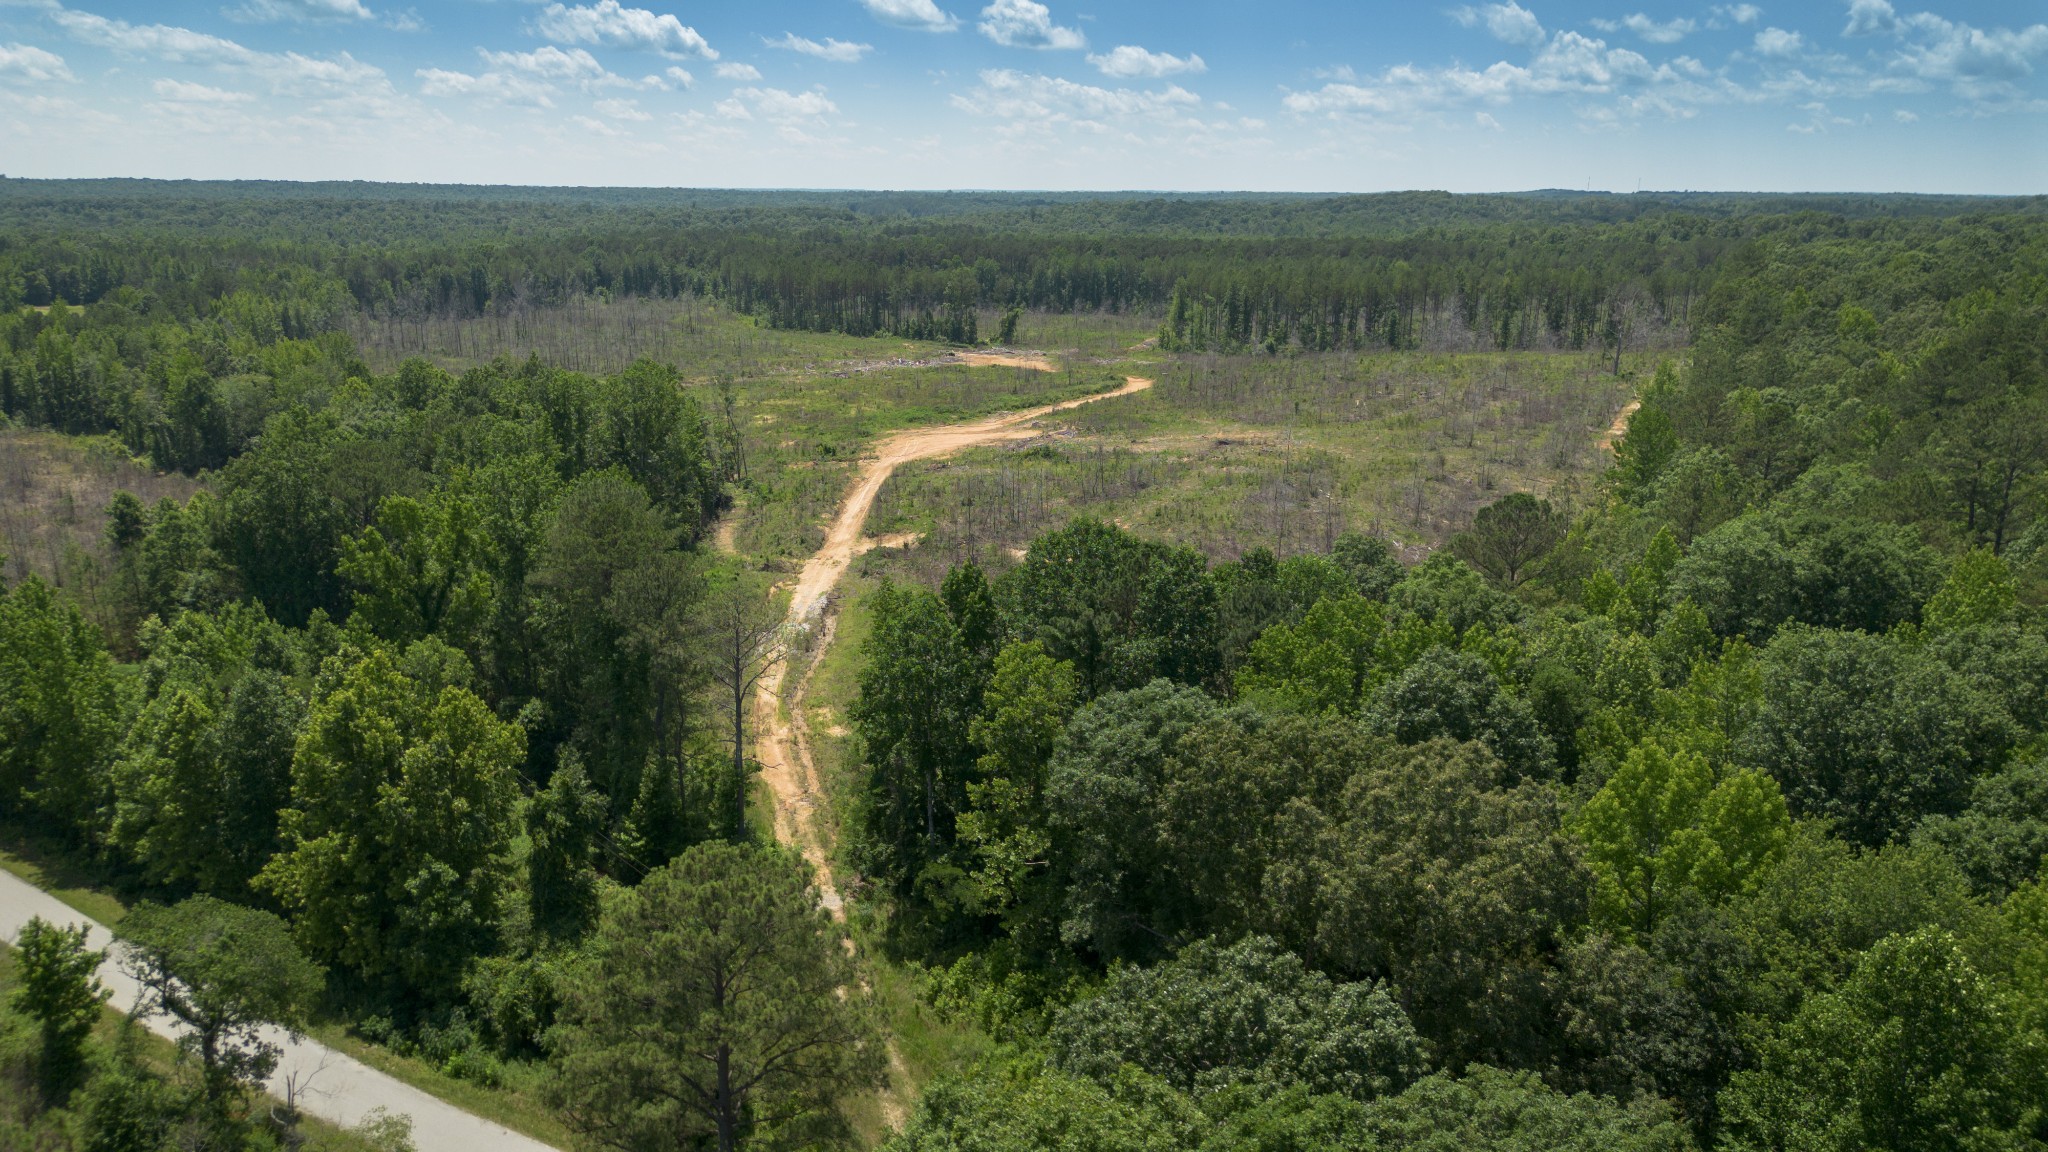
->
(1599, 398), (1641, 453)
(753, 374), (1155, 917)
(953, 351), (1057, 372)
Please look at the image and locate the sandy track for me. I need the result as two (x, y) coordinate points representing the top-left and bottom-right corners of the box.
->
(750, 374), (1149, 1134)
(1599, 398), (1642, 453)
(753, 374), (1154, 916)
(953, 352), (1057, 372)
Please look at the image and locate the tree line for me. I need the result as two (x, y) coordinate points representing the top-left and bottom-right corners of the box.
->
(4, 184), (2038, 362)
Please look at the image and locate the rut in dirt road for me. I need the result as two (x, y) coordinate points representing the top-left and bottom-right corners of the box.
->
(753, 374), (1155, 917)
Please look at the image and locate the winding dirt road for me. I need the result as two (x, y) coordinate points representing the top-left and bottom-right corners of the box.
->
(753, 374), (1155, 917)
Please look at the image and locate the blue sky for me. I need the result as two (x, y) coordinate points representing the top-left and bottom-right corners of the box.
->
(0, 0), (2040, 191)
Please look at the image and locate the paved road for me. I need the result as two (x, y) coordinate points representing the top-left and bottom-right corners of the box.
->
(0, 867), (560, 1151)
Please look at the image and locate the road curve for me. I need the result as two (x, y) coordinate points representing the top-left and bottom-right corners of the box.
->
(755, 375), (1155, 916)
(0, 868), (560, 1152)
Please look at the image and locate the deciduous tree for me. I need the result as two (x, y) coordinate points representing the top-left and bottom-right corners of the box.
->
(120, 896), (324, 1110)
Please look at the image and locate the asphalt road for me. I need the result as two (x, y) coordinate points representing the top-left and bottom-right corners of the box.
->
(0, 867), (560, 1151)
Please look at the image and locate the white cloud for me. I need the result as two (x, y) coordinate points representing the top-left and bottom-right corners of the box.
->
(1620, 14), (1695, 44)
(1828, 1), (2048, 102)
(715, 61), (761, 80)
(1286, 29), (1722, 121)
(1844, 0), (1896, 37)
(665, 65), (693, 88)
(420, 44), (661, 107)
(1883, 13), (2048, 100)
(594, 96), (650, 119)
(572, 113), (626, 136)
(0, 41), (72, 83)
(977, 0), (1085, 50)
(1086, 44), (1204, 78)
(53, 9), (392, 97)
(418, 66), (552, 105)
(535, 1), (716, 60)
(482, 45), (607, 81)
(1711, 4), (1761, 26)
(1475, 110), (1502, 128)
(721, 85), (837, 120)
(224, 0), (372, 24)
(860, 0), (959, 32)
(952, 67), (1204, 136)
(1753, 27), (1802, 56)
(768, 33), (872, 63)
(1894, 107), (1917, 120)
(52, 10), (258, 66)
(1453, 2), (1546, 49)
(152, 78), (253, 101)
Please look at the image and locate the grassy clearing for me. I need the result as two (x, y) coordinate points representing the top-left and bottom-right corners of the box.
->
(0, 430), (203, 623)
(350, 294), (1155, 379)
(861, 348), (1639, 587)
(731, 361), (1141, 567)
(352, 294), (903, 378)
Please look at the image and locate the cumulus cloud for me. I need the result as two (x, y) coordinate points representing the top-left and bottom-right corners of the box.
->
(768, 33), (871, 62)
(1286, 29), (1716, 121)
(1087, 44), (1204, 78)
(714, 61), (761, 80)
(665, 65), (693, 87)
(152, 77), (253, 101)
(53, 8), (391, 96)
(593, 96), (650, 119)
(952, 67), (1203, 136)
(1594, 14), (1694, 44)
(1711, 4), (1761, 26)
(860, 0), (959, 32)
(1844, 0), (1897, 37)
(0, 41), (72, 83)
(1801, 1), (2040, 103)
(1753, 27), (1802, 56)
(977, 0), (1084, 50)
(53, 10), (259, 66)
(535, 1), (715, 60)
(716, 85), (836, 121)
(223, 0), (372, 24)
(1885, 14), (2048, 99)
(482, 45), (608, 81)
(1453, 2), (1546, 49)
(420, 43), (666, 107)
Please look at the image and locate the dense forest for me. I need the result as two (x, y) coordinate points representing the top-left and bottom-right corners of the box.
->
(0, 183), (2045, 1152)
(847, 199), (2048, 1151)
(4, 182), (2041, 370)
